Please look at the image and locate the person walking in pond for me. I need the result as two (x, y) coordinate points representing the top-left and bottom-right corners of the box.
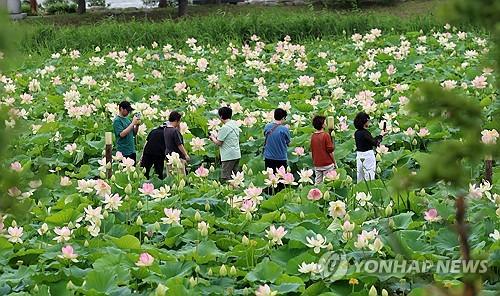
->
(263, 108), (291, 173)
(113, 101), (140, 163)
(310, 115), (337, 184)
(354, 112), (383, 183)
(209, 106), (241, 182)
(140, 122), (167, 180)
(164, 111), (190, 176)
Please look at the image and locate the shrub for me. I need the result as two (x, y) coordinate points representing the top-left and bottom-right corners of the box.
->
(45, 0), (77, 15)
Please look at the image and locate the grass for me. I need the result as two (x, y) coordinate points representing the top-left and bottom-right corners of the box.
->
(13, 0), (480, 55)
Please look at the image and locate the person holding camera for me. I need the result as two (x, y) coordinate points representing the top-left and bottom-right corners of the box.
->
(113, 101), (140, 163)
(354, 112), (383, 183)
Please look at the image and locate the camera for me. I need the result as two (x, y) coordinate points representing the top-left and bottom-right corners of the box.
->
(134, 112), (142, 119)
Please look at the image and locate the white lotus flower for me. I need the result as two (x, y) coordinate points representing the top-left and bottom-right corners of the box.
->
(305, 234), (328, 254)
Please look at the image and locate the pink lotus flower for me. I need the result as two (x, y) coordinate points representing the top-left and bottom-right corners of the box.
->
(135, 252), (154, 267)
(308, 188), (323, 201)
(255, 284), (277, 296)
(10, 161), (22, 172)
(265, 225), (287, 245)
(244, 186), (263, 200)
(240, 199), (256, 213)
(276, 166), (287, 178)
(324, 170), (340, 181)
(404, 127), (415, 137)
(293, 147), (305, 156)
(59, 245), (78, 262)
(139, 183), (155, 195)
(280, 173), (297, 185)
(424, 208), (441, 222)
(481, 129), (498, 145)
(471, 75), (487, 89)
(195, 166), (209, 178)
(417, 128), (429, 137)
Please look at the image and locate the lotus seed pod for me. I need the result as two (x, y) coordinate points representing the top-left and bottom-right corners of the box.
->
(125, 184), (132, 194)
(229, 265), (237, 276)
(194, 211), (202, 221)
(369, 286), (378, 296)
(136, 215), (143, 226)
(155, 284), (168, 296)
(219, 264), (227, 276)
(242, 235), (249, 245)
(385, 204), (393, 216)
(382, 289), (388, 296)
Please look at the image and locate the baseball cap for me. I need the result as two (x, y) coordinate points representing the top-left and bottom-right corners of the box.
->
(119, 101), (134, 112)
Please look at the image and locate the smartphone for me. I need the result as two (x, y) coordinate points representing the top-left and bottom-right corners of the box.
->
(383, 121), (387, 132)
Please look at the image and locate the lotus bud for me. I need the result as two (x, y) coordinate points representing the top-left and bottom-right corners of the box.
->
(230, 265), (237, 276)
(327, 243), (333, 250)
(66, 281), (77, 290)
(280, 213), (286, 222)
(68, 222), (74, 229)
(84, 240), (89, 247)
(100, 171), (106, 179)
(419, 188), (426, 196)
(242, 164), (248, 173)
(12, 220), (17, 227)
(103, 210), (109, 218)
(248, 168), (253, 176)
(376, 154), (382, 162)
(94, 122), (98, 128)
(345, 176), (352, 184)
(388, 218), (395, 229)
(212, 180), (219, 188)
(110, 175), (116, 182)
(295, 196), (301, 203)
(136, 215), (143, 226)
(194, 211), (202, 221)
(155, 284), (168, 296)
(133, 171), (139, 179)
(219, 264), (228, 276)
(189, 276), (197, 287)
(137, 201), (143, 209)
(323, 190), (330, 200)
(242, 235), (249, 245)
(382, 289), (388, 296)
(178, 179), (186, 190)
(300, 211), (305, 219)
(369, 286), (378, 296)
(496, 207), (500, 217)
(125, 184), (132, 194)
(144, 236), (149, 243)
(287, 167), (291, 173)
(153, 222), (161, 231)
(209, 165), (215, 172)
(207, 268), (213, 276)
(245, 212), (252, 221)
(205, 202), (211, 211)
(385, 204), (392, 216)
(412, 139), (418, 145)
(250, 240), (257, 247)
(195, 265), (201, 273)
(94, 98), (102, 108)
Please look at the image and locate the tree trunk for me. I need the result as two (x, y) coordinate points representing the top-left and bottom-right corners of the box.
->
(77, 0), (86, 14)
(30, 0), (37, 14)
(178, 0), (187, 17)
(158, 0), (167, 8)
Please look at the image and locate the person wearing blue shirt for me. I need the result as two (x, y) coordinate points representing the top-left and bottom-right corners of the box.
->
(263, 108), (291, 173)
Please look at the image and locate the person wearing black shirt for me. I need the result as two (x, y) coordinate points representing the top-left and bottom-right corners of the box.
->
(164, 111), (190, 176)
(140, 124), (167, 179)
(354, 112), (383, 183)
